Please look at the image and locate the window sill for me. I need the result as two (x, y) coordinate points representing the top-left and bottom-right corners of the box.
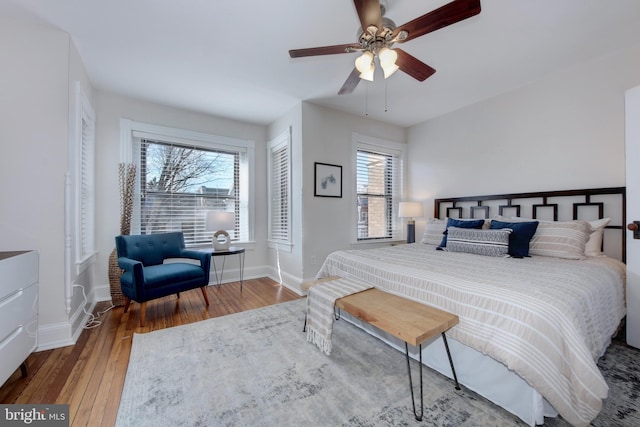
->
(267, 240), (293, 253)
(75, 252), (97, 276)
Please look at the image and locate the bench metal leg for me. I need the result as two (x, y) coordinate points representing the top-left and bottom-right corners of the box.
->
(405, 333), (460, 421)
(405, 342), (424, 421)
(442, 332), (461, 390)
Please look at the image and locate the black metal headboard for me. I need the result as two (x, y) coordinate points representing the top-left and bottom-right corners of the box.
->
(434, 187), (626, 262)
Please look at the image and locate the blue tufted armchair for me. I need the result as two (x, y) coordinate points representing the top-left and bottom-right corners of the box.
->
(115, 232), (211, 326)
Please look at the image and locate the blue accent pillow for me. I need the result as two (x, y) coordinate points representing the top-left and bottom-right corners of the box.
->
(438, 218), (485, 249)
(490, 220), (539, 258)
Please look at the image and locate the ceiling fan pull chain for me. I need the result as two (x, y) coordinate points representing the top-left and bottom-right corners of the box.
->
(365, 82), (369, 117)
(385, 78), (388, 113)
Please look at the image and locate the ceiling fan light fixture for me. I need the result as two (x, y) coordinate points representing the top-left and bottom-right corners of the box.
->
(381, 62), (399, 79)
(359, 64), (375, 81)
(379, 47), (399, 79)
(355, 51), (374, 74)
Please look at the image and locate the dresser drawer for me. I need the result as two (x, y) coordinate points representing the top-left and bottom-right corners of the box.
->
(0, 251), (38, 300)
(0, 316), (38, 386)
(0, 282), (38, 344)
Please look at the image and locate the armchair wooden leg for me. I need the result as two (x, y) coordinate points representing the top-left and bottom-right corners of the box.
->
(123, 297), (131, 313)
(140, 301), (147, 327)
(200, 286), (210, 306)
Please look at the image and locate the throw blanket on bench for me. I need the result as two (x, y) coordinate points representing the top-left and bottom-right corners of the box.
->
(306, 277), (373, 355)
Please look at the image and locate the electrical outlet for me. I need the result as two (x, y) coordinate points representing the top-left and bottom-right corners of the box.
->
(310, 256), (316, 265)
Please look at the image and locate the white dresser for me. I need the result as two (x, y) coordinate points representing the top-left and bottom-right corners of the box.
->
(0, 251), (38, 386)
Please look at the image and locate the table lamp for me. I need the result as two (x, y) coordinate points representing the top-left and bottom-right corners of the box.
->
(398, 202), (424, 244)
(207, 210), (235, 251)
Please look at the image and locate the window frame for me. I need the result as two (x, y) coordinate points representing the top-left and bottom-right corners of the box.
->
(267, 128), (293, 251)
(120, 119), (255, 247)
(351, 132), (406, 245)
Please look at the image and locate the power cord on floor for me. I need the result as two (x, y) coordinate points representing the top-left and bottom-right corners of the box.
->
(73, 283), (115, 329)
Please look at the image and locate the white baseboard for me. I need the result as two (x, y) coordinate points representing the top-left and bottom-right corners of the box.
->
(37, 284), (99, 351)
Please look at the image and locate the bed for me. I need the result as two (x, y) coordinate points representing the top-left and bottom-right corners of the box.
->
(315, 187), (626, 427)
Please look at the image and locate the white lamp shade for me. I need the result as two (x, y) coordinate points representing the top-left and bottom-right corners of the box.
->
(381, 62), (399, 79)
(355, 51), (374, 73)
(206, 210), (235, 231)
(398, 202), (424, 219)
(379, 47), (399, 79)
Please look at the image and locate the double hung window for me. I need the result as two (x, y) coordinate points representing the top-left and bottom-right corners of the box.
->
(353, 134), (404, 242)
(267, 129), (292, 249)
(123, 120), (254, 247)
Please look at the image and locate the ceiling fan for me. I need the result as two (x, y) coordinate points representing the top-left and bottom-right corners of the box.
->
(288, 0), (481, 95)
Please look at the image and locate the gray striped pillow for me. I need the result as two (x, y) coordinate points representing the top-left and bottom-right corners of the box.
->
(446, 227), (511, 257)
(529, 220), (593, 260)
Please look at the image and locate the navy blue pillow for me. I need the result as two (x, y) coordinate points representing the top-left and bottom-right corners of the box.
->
(438, 218), (485, 249)
(490, 220), (539, 258)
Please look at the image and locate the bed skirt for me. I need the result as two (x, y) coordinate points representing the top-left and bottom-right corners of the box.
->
(340, 311), (558, 426)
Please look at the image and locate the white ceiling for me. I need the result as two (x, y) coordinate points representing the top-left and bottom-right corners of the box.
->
(7, 0), (640, 127)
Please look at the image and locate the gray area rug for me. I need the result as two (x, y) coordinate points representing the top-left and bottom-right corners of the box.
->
(116, 299), (639, 426)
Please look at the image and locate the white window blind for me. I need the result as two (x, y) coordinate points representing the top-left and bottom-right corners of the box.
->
(267, 129), (291, 246)
(132, 138), (248, 246)
(356, 145), (402, 241)
(75, 82), (95, 264)
(79, 115), (95, 257)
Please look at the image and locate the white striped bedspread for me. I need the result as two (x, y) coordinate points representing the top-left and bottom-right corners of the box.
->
(316, 244), (626, 427)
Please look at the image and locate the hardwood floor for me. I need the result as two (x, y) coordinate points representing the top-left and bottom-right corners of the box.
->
(0, 278), (300, 426)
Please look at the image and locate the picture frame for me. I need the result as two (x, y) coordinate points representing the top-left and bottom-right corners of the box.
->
(314, 162), (342, 198)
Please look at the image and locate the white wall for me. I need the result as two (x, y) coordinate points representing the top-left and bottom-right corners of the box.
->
(267, 102), (406, 289)
(408, 44), (640, 234)
(300, 102), (406, 282)
(93, 91), (271, 295)
(267, 103), (304, 287)
(0, 3), (95, 350)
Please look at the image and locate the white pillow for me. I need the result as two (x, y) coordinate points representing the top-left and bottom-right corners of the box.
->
(420, 218), (446, 245)
(585, 218), (611, 256)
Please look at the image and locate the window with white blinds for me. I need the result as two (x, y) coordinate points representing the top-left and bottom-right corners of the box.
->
(132, 137), (249, 246)
(354, 135), (404, 242)
(267, 129), (292, 248)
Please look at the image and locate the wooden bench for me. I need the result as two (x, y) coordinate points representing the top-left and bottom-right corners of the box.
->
(302, 277), (461, 421)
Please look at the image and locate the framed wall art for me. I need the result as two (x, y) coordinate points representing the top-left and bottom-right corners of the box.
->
(314, 162), (342, 198)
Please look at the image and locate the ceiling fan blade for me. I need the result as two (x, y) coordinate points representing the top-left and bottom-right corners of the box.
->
(354, 0), (382, 34)
(395, 48), (436, 82)
(338, 68), (361, 95)
(289, 43), (361, 58)
(393, 0), (481, 43)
